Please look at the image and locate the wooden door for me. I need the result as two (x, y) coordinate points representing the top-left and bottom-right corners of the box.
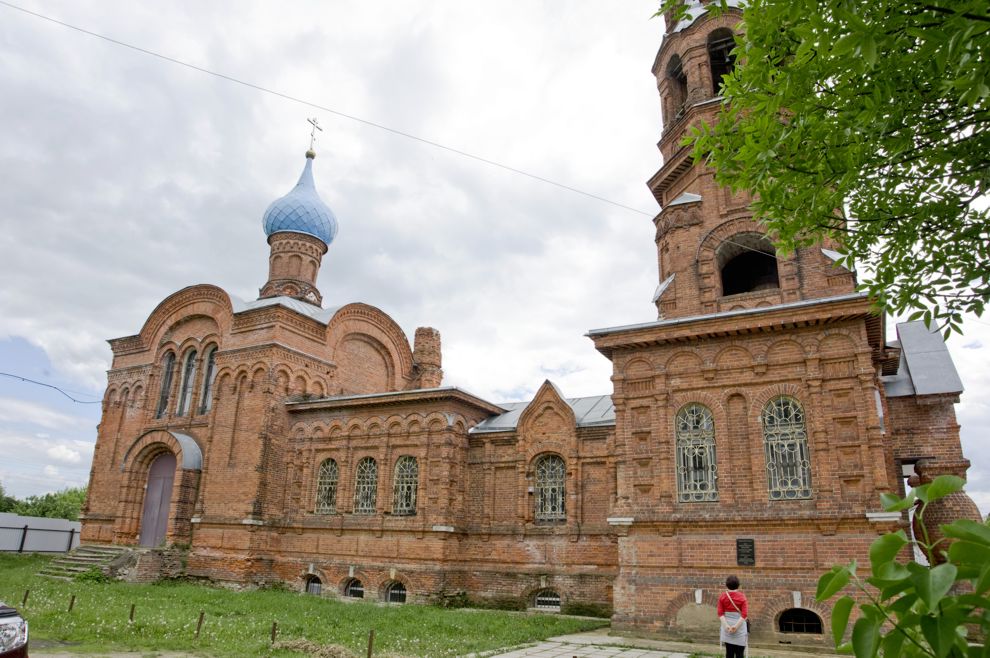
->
(138, 453), (176, 547)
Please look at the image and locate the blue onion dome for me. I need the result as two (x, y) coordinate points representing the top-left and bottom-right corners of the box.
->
(262, 151), (338, 245)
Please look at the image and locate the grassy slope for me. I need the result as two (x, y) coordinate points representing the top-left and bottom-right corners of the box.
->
(0, 554), (607, 656)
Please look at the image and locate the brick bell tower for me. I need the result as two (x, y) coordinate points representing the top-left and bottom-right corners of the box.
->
(259, 148), (337, 306)
(586, 1), (979, 643)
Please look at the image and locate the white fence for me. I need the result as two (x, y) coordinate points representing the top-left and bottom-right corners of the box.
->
(0, 512), (81, 553)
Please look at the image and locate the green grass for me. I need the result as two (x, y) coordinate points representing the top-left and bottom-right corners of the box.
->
(0, 554), (608, 656)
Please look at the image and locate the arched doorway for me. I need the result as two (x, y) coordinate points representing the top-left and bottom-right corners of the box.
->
(138, 452), (176, 546)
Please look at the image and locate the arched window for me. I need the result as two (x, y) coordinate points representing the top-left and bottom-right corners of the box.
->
(344, 578), (364, 598)
(675, 404), (719, 502)
(535, 454), (566, 523)
(534, 589), (561, 611)
(175, 349), (198, 416)
(353, 457), (378, 514)
(717, 233), (780, 296)
(392, 456), (418, 516)
(667, 55), (688, 121)
(763, 396), (812, 500)
(155, 352), (176, 419)
(305, 576), (322, 595)
(779, 608), (823, 634)
(198, 346), (218, 414)
(707, 28), (736, 95)
(315, 459), (339, 514)
(385, 581), (407, 603)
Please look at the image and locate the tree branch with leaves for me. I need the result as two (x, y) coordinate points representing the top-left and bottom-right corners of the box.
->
(658, 0), (990, 335)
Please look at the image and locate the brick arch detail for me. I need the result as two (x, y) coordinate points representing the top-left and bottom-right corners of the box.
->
(137, 284), (233, 351)
(668, 390), (726, 420)
(750, 383), (805, 419)
(113, 430), (201, 546)
(764, 597), (830, 634)
(662, 588), (723, 625)
(695, 216), (765, 262)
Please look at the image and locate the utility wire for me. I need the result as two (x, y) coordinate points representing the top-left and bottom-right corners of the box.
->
(0, 0), (652, 217)
(0, 372), (102, 404)
(0, 2), (878, 285)
(0, 0), (868, 280)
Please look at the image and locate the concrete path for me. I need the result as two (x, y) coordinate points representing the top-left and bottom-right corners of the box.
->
(487, 630), (842, 658)
(32, 630), (842, 657)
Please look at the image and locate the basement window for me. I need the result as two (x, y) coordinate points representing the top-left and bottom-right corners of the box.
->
(779, 608), (823, 634)
(305, 576), (322, 595)
(385, 581), (407, 604)
(344, 578), (364, 599)
(534, 589), (561, 612)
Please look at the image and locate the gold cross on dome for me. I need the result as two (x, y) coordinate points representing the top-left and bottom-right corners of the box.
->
(307, 117), (323, 150)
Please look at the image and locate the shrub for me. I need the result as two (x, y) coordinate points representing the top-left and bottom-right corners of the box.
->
(816, 474), (990, 657)
(74, 566), (111, 583)
(561, 601), (613, 618)
(471, 596), (526, 611)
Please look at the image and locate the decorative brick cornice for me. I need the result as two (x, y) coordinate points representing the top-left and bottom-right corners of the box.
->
(589, 293), (874, 358)
(232, 306), (326, 341)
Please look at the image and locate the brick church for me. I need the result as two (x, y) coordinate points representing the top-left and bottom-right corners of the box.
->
(81, 2), (981, 646)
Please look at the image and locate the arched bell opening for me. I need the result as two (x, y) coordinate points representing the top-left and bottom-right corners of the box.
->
(717, 233), (780, 296)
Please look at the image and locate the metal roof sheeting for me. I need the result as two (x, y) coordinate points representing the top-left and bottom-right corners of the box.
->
(471, 394), (614, 433)
(881, 321), (963, 398)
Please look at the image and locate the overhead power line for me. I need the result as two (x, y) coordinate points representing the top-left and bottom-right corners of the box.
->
(0, 0), (653, 217)
(0, 0), (863, 280)
(0, 372), (102, 404)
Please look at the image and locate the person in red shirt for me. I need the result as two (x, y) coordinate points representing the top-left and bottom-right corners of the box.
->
(717, 575), (748, 657)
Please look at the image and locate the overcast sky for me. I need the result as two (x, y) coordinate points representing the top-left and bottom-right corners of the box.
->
(0, 1), (987, 516)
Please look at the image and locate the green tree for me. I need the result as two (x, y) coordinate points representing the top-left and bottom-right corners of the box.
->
(0, 481), (18, 513)
(13, 486), (87, 521)
(816, 475), (990, 657)
(660, 0), (990, 334)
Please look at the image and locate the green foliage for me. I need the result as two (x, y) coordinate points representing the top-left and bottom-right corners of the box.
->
(815, 474), (990, 657)
(471, 596), (527, 611)
(0, 481), (18, 513)
(560, 601), (613, 618)
(10, 486), (87, 521)
(659, 0), (990, 335)
(0, 554), (607, 657)
(74, 566), (111, 583)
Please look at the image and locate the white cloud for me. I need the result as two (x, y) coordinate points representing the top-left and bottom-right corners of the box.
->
(0, 397), (89, 430)
(46, 444), (82, 463)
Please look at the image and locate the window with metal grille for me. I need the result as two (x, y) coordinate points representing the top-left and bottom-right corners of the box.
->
(535, 454), (566, 523)
(175, 349), (198, 416)
(155, 352), (176, 418)
(534, 589), (561, 611)
(353, 457), (378, 514)
(779, 608), (823, 634)
(315, 459), (339, 514)
(305, 576), (322, 595)
(392, 456), (418, 516)
(763, 396), (812, 500)
(344, 578), (364, 598)
(675, 404), (719, 502)
(198, 346), (217, 414)
(386, 582), (407, 603)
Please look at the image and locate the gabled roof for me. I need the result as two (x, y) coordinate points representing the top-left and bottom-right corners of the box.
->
(881, 322), (963, 397)
(471, 394), (614, 433)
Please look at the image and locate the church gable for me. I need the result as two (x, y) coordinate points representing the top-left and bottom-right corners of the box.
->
(326, 303), (415, 395)
(517, 380), (577, 462)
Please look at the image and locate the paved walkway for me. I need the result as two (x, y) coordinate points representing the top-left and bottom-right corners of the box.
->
(32, 630), (842, 658)
(487, 631), (842, 658)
